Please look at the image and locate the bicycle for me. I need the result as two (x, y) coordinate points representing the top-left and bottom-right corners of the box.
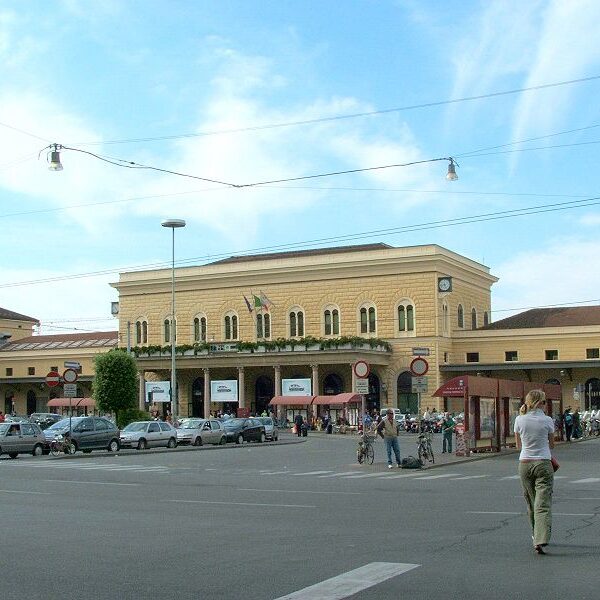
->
(357, 433), (375, 465)
(416, 432), (434, 466)
(49, 434), (75, 456)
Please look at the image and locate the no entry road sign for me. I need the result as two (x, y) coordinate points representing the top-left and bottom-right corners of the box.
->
(45, 371), (61, 387)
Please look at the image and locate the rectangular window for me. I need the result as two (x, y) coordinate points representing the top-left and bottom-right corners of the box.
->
(28, 367), (35, 375)
(466, 352), (479, 363)
(545, 349), (558, 361)
(51, 366), (58, 372)
(505, 351), (518, 362)
(6, 368), (12, 376)
(586, 348), (599, 359)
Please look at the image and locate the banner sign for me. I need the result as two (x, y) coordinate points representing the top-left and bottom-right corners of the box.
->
(282, 378), (312, 396)
(211, 380), (239, 402)
(145, 381), (171, 403)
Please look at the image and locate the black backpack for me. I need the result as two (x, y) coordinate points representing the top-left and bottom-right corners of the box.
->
(401, 455), (422, 469)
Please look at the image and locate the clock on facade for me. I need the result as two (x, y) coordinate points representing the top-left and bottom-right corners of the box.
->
(438, 277), (452, 292)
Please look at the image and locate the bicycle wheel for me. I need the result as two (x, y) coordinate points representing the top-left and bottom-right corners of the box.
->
(357, 445), (365, 464)
(366, 444), (374, 465)
(417, 445), (426, 466)
(427, 441), (435, 464)
(50, 442), (61, 457)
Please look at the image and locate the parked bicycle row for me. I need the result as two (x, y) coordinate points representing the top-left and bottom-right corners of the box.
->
(0, 415), (280, 459)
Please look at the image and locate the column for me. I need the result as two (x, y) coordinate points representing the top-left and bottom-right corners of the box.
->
(274, 365), (282, 397)
(203, 368), (210, 419)
(238, 366), (245, 410)
(311, 364), (319, 421)
(138, 372), (145, 411)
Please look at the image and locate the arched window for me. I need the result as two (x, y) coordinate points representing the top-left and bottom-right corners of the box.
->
(324, 306), (340, 336)
(135, 319), (148, 344)
(224, 313), (238, 340)
(257, 313), (271, 339)
(359, 303), (377, 334)
(396, 300), (415, 336)
(289, 308), (305, 337)
(457, 304), (464, 328)
(483, 311), (490, 327)
(193, 315), (207, 342)
(442, 302), (449, 335)
(471, 308), (477, 329)
(164, 318), (176, 343)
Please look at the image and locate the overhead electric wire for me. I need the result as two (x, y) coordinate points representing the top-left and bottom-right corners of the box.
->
(0, 121), (52, 143)
(2, 194), (600, 289)
(67, 75), (600, 146)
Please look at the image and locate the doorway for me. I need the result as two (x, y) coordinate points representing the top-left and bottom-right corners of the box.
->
(254, 376), (274, 415)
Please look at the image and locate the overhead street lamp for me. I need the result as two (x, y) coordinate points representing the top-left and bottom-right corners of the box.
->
(162, 219), (186, 422)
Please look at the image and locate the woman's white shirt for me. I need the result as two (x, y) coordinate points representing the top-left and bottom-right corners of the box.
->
(514, 409), (555, 460)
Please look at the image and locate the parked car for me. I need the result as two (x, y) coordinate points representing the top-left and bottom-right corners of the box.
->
(0, 422), (46, 458)
(222, 418), (266, 444)
(4, 415), (30, 423)
(119, 420), (178, 450)
(43, 416), (120, 453)
(256, 417), (278, 441)
(176, 418), (226, 446)
(29, 413), (63, 430)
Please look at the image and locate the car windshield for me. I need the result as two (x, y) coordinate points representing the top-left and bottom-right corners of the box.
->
(181, 420), (204, 429)
(223, 418), (244, 429)
(258, 418), (272, 425)
(47, 418), (82, 431)
(122, 422), (148, 432)
(0, 424), (9, 434)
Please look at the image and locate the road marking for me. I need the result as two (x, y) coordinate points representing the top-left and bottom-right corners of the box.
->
(449, 475), (488, 481)
(468, 511), (595, 517)
(500, 475), (520, 480)
(414, 473), (462, 480)
(571, 478), (600, 484)
(385, 472), (424, 479)
(237, 488), (362, 495)
(292, 471), (334, 476)
(168, 500), (315, 508)
(273, 562), (420, 600)
(42, 480), (139, 486)
(262, 471), (292, 475)
(319, 472), (359, 478)
(0, 489), (50, 495)
(343, 472), (392, 479)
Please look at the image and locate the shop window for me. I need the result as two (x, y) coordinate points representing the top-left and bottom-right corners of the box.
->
(505, 351), (518, 362)
(466, 352), (479, 363)
(586, 348), (599, 359)
(545, 349), (558, 361)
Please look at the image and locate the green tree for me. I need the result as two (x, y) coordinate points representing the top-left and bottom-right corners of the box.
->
(93, 350), (138, 427)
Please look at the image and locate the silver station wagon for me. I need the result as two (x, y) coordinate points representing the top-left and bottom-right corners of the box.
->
(0, 422), (46, 458)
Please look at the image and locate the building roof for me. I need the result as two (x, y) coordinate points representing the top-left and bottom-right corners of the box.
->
(0, 307), (39, 323)
(208, 243), (393, 265)
(481, 306), (600, 330)
(0, 331), (118, 352)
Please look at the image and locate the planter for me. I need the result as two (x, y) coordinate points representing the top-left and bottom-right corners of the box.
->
(306, 344), (320, 351)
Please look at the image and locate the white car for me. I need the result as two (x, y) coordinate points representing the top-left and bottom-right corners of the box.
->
(119, 421), (178, 450)
(176, 419), (226, 446)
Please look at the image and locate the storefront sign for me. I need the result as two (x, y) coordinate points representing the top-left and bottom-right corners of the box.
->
(145, 381), (171, 403)
(211, 380), (239, 402)
(282, 378), (312, 396)
(209, 343), (238, 353)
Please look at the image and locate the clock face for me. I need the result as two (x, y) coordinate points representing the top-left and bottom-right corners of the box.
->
(438, 277), (451, 292)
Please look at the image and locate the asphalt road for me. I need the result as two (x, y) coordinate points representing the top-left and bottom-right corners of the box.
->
(0, 434), (598, 599)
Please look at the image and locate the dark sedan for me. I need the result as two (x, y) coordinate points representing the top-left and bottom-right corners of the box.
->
(222, 418), (266, 444)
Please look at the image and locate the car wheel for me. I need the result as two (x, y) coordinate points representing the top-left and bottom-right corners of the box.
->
(167, 437), (177, 448)
(108, 439), (120, 453)
(137, 438), (147, 450)
(236, 434), (244, 445)
(8, 452), (18, 459)
(219, 436), (226, 445)
(66, 440), (77, 454)
(194, 436), (203, 447)
(259, 432), (266, 443)
(32, 444), (44, 457)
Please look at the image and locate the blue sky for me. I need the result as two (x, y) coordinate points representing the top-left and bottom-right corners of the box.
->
(1, 0), (600, 334)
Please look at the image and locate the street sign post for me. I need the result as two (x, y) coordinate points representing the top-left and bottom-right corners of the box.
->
(45, 371), (61, 387)
(64, 361), (81, 369)
(409, 358), (429, 431)
(352, 361), (370, 434)
(411, 376), (428, 393)
(411, 347), (430, 356)
(354, 378), (369, 394)
(62, 368), (78, 384)
(63, 383), (77, 397)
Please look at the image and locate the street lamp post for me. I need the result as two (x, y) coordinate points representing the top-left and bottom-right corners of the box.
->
(161, 219), (186, 422)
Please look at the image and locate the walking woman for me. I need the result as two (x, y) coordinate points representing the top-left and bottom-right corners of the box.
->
(514, 389), (556, 555)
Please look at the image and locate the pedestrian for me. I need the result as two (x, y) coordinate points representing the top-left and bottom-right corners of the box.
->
(563, 407), (573, 442)
(294, 413), (304, 437)
(0, 411), (4, 422)
(514, 389), (556, 555)
(572, 409), (581, 439)
(441, 412), (455, 453)
(376, 408), (402, 469)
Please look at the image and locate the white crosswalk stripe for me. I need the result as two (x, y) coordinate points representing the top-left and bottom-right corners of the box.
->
(318, 471), (358, 478)
(342, 472), (392, 479)
(13, 462), (168, 473)
(500, 475), (520, 480)
(414, 473), (462, 480)
(570, 478), (600, 484)
(449, 475), (488, 481)
(292, 471), (334, 476)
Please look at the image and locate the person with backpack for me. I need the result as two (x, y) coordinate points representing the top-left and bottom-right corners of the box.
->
(563, 407), (573, 442)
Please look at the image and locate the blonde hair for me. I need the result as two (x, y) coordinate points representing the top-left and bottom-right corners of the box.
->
(519, 389), (546, 415)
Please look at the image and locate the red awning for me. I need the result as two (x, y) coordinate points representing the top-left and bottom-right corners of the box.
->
(432, 376), (467, 397)
(312, 393), (362, 405)
(269, 396), (315, 406)
(47, 398), (96, 408)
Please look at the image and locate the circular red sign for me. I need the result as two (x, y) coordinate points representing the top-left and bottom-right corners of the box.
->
(62, 368), (78, 383)
(353, 360), (370, 378)
(410, 357), (429, 376)
(45, 371), (61, 387)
